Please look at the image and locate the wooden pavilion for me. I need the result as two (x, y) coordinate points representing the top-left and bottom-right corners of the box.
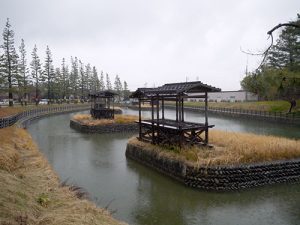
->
(130, 81), (221, 147)
(89, 91), (117, 119)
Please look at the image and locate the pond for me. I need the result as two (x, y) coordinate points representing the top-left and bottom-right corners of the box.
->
(28, 109), (300, 225)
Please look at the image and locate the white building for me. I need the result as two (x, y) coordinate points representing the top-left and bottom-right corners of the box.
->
(189, 91), (258, 102)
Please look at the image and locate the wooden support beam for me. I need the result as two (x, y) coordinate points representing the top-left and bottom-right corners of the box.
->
(204, 92), (208, 145)
(178, 98), (180, 122)
(187, 95), (206, 98)
(175, 97), (178, 122)
(156, 94), (160, 140)
(139, 98), (142, 139)
(181, 97), (184, 122)
(151, 98), (155, 144)
(162, 97), (165, 120)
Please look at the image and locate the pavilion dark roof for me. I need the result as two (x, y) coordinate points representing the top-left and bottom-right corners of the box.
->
(130, 81), (221, 98)
(89, 90), (117, 98)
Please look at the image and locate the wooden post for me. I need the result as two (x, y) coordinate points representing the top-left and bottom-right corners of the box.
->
(139, 97), (142, 139)
(162, 97), (165, 120)
(156, 94), (160, 143)
(112, 97), (115, 119)
(151, 98), (155, 144)
(178, 97), (181, 122)
(204, 92), (208, 145)
(176, 97), (178, 122)
(181, 97), (184, 122)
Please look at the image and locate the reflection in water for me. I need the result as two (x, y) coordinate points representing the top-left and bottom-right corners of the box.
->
(128, 159), (300, 225)
(122, 108), (300, 139)
(27, 110), (300, 225)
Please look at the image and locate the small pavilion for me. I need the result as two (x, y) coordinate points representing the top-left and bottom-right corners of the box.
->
(130, 81), (221, 147)
(89, 91), (117, 119)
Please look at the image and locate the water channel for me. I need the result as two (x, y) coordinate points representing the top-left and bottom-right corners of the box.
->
(28, 108), (300, 225)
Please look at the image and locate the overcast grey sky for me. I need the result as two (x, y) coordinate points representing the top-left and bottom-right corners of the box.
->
(0, 0), (299, 91)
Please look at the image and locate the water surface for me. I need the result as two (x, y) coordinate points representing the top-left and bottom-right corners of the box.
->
(28, 109), (300, 225)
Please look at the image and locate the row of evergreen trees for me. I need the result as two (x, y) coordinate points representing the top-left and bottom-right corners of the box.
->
(0, 19), (130, 106)
(241, 14), (300, 105)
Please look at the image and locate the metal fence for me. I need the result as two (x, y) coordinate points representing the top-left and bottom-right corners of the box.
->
(0, 104), (90, 129)
(165, 105), (300, 123)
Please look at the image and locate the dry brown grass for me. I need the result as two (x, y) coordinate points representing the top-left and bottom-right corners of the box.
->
(0, 107), (24, 117)
(0, 126), (126, 225)
(73, 114), (138, 126)
(128, 130), (300, 167)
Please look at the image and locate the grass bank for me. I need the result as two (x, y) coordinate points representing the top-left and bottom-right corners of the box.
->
(73, 114), (138, 126)
(128, 130), (300, 167)
(166, 100), (300, 113)
(0, 107), (24, 117)
(0, 126), (126, 225)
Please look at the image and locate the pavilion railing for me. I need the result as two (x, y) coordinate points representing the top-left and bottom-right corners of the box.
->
(0, 104), (90, 129)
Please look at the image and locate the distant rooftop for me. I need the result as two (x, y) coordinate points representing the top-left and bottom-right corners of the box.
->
(89, 90), (117, 98)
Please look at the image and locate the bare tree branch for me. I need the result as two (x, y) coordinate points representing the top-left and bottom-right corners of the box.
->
(267, 23), (300, 35)
(241, 22), (300, 69)
(240, 47), (264, 56)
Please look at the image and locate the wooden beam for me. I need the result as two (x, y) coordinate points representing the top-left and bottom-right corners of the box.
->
(162, 97), (165, 120)
(156, 94), (160, 141)
(139, 98), (142, 139)
(151, 98), (155, 144)
(187, 95), (206, 98)
(204, 92), (208, 145)
(178, 97), (181, 122)
(175, 97), (178, 122)
(181, 97), (184, 122)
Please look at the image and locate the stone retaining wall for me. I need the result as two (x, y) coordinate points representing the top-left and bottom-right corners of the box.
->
(70, 119), (138, 133)
(126, 142), (300, 191)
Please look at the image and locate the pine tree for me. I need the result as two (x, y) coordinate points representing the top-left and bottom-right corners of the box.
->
(53, 67), (62, 99)
(92, 66), (100, 92)
(85, 63), (92, 93)
(114, 75), (122, 102)
(18, 39), (29, 105)
(123, 81), (130, 100)
(43, 45), (55, 102)
(69, 56), (79, 98)
(61, 58), (69, 99)
(242, 14), (300, 110)
(267, 15), (300, 71)
(106, 73), (112, 90)
(79, 60), (86, 98)
(0, 18), (19, 106)
(99, 70), (105, 90)
(30, 44), (42, 105)
(0, 54), (5, 86)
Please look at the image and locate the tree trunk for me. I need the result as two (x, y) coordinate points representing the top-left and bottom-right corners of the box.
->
(288, 99), (296, 113)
